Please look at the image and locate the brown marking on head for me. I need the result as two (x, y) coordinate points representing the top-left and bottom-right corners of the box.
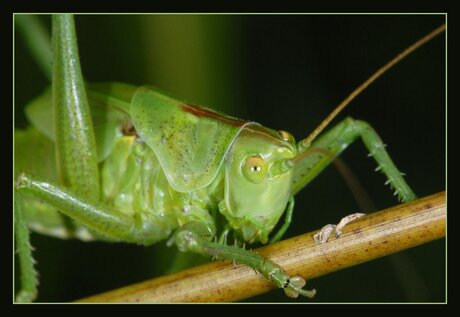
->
(181, 103), (247, 127)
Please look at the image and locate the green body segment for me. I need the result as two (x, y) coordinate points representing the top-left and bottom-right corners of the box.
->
(25, 82), (135, 163)
(100, 135), (221, 244)
(131, 86), (252, 193)
(15, 136), (222, 245)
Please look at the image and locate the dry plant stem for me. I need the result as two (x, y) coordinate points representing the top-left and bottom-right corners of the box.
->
(78, 191), (445, 303)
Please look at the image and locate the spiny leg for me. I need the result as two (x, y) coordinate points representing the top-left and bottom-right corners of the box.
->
(14, 193), (38, 302)
(15, 173), (155, 244)
(15, 15), (106, 301)
(170, 222), (316, 298)
(295, 117), (416, 202)
(14, 173), (159, 301)
(293, 117), (417, 242)
(269, 196), (295, 243)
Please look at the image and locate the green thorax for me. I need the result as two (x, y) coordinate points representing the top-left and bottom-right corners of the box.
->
(100, 136), (225, 245)
(131, 86), (254, 193)
(130, 86), (297, 244)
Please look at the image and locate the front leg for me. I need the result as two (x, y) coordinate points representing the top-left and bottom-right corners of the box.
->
(293, 117), (417, 243)
(293, 117), (417, 203)
(313, 212), (366, 244)
(170, 222), (316, 298)
(269, 196), (295, 243)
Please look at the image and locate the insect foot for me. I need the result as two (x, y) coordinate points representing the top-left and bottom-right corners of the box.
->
(265, 262), (316, 299)
(313, 213), (366, 244)
(283, 276), (317, 299)
(168, 222), (214, 253)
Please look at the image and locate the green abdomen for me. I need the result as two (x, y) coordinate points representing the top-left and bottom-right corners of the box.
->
(20, 129), (222, 244)
(100, 136), (177, 243)
(100, 136), (221, 245)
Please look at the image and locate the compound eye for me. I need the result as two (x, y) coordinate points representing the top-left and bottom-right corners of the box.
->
(278, 130), (295, 144)
(242, 155), (268, 184)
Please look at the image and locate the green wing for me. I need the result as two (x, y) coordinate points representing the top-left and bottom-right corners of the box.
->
(24, 82), (135, 162)
(15, 127), (95, 240)
(131, 86), (252, 193)
(17, 82), (137, 241)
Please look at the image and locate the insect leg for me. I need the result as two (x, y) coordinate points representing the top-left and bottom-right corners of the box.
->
(171, 222), (316, 298)
(218, 225), (232, 245)
(15, 174), (154, 244)
(15, 15), (99, 301)
(293, 117), (416, 242)
(313, 212), (366, 244)
(269, 196), (294, 243)
(52, 15), (100, 201)
(14, 193), (38, 302)
(293, 117), (416, 203)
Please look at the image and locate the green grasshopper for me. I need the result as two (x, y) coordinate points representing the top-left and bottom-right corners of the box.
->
(14, 15), (445, 302)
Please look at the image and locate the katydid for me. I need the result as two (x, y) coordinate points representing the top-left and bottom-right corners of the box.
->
(14, 15), (445, 302)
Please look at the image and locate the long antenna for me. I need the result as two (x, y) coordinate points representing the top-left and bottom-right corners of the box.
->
(298, 24), (445, 150)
